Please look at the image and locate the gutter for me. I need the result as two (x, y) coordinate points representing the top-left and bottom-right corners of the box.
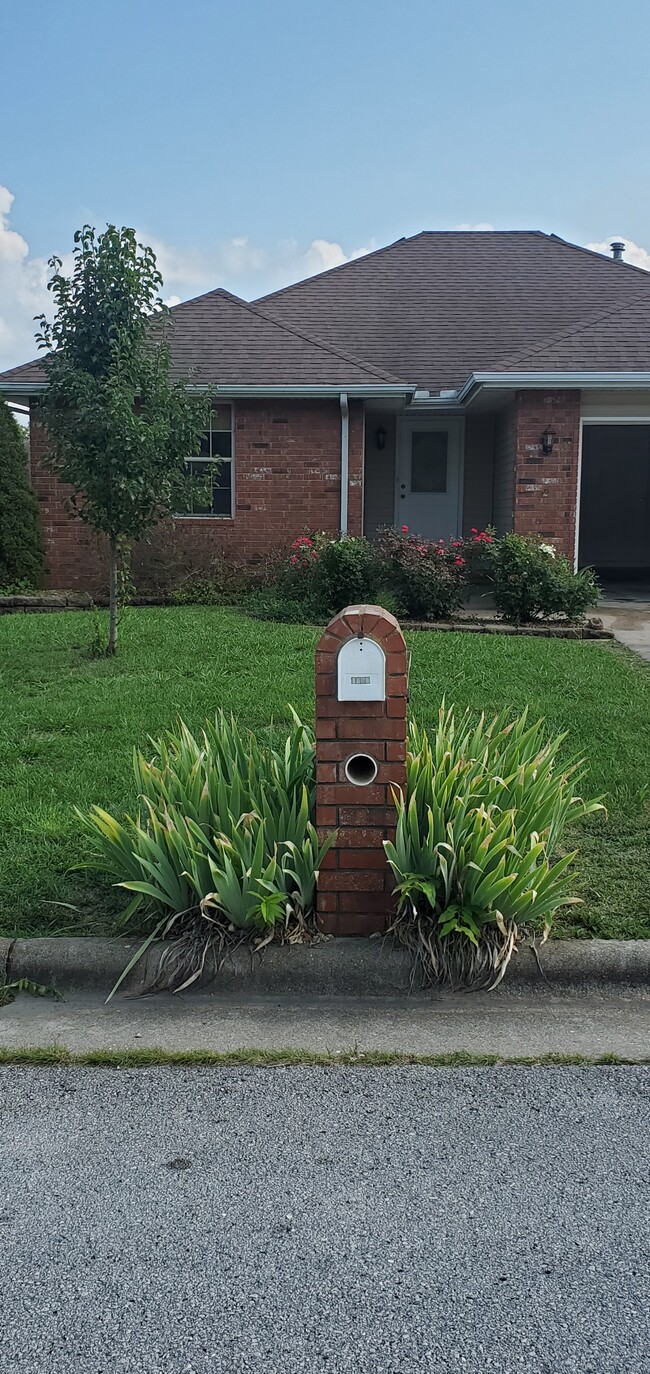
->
(457, 370), (650, 405)
(339, 392), (349, 533)
(0, 381), (417, 401)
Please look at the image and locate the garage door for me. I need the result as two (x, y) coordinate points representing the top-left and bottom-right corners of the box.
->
(579, 424), (650, 572)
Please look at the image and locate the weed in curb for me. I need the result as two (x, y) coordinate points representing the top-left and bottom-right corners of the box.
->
(0, 1047), (646, 1068)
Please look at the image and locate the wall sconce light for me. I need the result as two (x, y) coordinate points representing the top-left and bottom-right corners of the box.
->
(541, 426), (556, 455)
(376, 425), (387, 451)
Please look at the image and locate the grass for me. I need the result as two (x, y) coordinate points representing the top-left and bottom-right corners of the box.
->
(1, 604), (649, 940)
(0, 1047), (645, 1068)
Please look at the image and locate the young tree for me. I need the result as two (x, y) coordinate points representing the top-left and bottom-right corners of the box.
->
(0, 398), (44, 588)
(36, 225), (209, 653)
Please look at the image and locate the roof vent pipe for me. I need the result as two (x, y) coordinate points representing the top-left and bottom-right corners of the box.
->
(611, 241), (625, 262)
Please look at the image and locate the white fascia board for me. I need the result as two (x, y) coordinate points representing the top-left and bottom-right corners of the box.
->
(457, 371), (650, 404)
(187, 383), (416, 399)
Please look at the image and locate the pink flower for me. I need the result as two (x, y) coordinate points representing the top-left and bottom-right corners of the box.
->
(454, 556), (465, 566)
(471, 528), (478, 535)
(291, 536), (313, 549)
(436, 547), (445, 555)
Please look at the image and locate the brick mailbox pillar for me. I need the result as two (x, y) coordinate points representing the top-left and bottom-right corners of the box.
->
(315, 604), (408, 936)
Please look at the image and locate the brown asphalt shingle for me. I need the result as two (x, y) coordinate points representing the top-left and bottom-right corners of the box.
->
(2, 231), (650, 393)
(257, 231), (650, 389)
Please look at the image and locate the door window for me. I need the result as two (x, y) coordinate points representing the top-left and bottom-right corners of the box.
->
(411, 431), (448, 492)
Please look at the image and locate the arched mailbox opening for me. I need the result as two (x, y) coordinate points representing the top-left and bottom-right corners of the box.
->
(344, 752), (378, 786)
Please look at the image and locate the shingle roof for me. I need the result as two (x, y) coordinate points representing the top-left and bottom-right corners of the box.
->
(0, 288), (406, 391)
(257, 231), (650, 389)
(500, 294), (650, 371)
(2, 231), (650, 394)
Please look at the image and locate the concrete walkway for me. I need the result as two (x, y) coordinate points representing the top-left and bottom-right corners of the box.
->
(1, 988), (648, 1059)
(596, 598), (650, 661)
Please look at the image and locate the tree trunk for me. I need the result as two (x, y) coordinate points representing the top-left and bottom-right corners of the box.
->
(107, 536), (118, 656)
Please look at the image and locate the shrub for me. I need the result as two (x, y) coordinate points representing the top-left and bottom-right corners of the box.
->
(0, 400), (44, 588)
(375, 526), (468, 619)
(384, 706), (604, 989)
(490, 534), (599, 623)
(78, 710), (334, 993)
(310, 534), (382, 616)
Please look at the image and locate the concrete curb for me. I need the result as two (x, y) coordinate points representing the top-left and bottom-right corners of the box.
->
(3, 935), (650, 997)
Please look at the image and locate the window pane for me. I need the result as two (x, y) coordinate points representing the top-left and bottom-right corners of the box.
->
(212, 461), (232, 516)
(190, 460), (215, 515)
(411, 431), (448, 493)
(211, 404), (232, 432)
(211, 430), (232, 458)
(198, 430), (211, 458)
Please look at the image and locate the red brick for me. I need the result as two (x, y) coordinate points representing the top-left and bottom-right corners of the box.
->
(319, 848), (338, 869)
(317, 891), (339, 913)
(315, 651), (336, 674)
(316, 762), (337, 784)
(338, 807), (396, 826)
(315, 718), (336, 739)
(386, 741), (407, 761)
(387, 674), (408, 695)
(337, 718), (405, 740)
(386, 698), (407, 719)
(338, 849), (388, 869)
(335, 827), (386, 847)
(315, 805), (338, 825)
(318, 783), (387, 806)
(339, 891), (390, 913)
(318, 911), (386, 936)
(318, 869), (385, 891)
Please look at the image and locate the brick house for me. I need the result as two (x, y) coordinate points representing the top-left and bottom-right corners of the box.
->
(2, 230), (650, 589)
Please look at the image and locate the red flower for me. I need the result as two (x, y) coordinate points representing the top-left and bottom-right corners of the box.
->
(454, 556), (465, 566)
(401, 524), (409, 533)
(291, 536), (314, 549)
(471, 528), (478, 534)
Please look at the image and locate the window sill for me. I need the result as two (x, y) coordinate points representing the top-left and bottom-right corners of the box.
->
(173, 514), (235, 522)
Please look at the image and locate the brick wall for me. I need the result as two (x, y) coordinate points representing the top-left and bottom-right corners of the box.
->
(511, 390), (581, 559)
(315, 605), (407, 937)
(29, 398), (364, 591)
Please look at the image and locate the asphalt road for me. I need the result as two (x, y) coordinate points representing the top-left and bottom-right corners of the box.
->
(1, 1066), (649, 1373)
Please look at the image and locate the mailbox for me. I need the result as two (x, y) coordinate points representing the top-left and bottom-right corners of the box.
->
(337, 636), (386, 701)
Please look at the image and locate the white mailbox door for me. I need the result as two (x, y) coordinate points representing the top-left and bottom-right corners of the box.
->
(337, 638), (386, 701)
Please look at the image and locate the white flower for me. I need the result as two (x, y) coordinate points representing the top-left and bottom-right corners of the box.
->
(539, 543), (556, 558)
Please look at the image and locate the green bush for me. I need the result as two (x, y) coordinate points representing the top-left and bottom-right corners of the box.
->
(0, 400), (44, 587)
(490, 534), (599, 623)
(384, 706), (604, 988)
(310, 534), (381, 616)
(79, 710), (334, 992)
(375, 526), (467, 619)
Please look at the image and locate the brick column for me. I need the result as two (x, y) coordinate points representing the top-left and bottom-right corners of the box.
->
(512, 390), (581, 559)
(315, 604), (407, 936)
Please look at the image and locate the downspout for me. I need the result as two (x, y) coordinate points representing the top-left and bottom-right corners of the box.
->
(340, 391), (349, 533)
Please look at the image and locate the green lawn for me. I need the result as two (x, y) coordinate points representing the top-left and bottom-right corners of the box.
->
(1, 606), (649, 940)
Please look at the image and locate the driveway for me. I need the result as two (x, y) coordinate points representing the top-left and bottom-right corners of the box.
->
(596, 590), (650, 661)
(2, 1064), (649, 1372)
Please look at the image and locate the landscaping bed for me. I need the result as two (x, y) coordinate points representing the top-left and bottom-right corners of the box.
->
(1, 606), (649, 942)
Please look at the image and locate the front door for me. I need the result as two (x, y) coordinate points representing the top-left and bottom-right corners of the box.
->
(396, 419), (463, 540)
(579, 424), (650, 572)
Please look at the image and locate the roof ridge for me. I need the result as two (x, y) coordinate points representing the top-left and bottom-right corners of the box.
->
(232, 292), (406, 383)
(496, 291), (650, 370)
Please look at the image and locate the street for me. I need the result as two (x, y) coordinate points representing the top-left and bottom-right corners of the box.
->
(2, 1064), (649, 1372)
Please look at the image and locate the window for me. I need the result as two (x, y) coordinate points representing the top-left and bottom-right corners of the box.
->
(410, 430), (448, 493)
(178, 404), (233, 517)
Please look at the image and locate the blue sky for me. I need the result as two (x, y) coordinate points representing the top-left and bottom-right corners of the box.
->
(1, 0), (650, 368)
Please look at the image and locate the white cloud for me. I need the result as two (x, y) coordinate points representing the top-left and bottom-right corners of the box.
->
(0, 184), (376, 372)
(454, 221), (496, 231)
(150, 231), (375, 305)
(0, 187), (53, 372)
(584, 237), (650, 271)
